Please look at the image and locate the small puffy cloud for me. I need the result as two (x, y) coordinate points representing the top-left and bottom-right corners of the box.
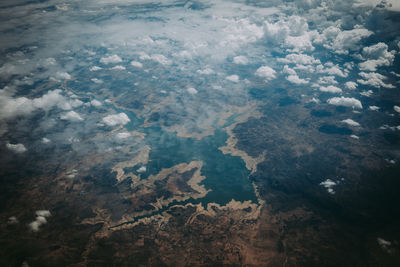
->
(56, 72), (72, 80)
(341, 119), (360, 127)
(318, 76), (337, 84)
(90, 99), (102, 107)
(111, 65), (126, 70)
(327, 96), (363, 109)
(360, 90), (373, 97)
(226, 75), (239, 83)
(137, 166), (147, 173)
(8, 216), (19, 225)
(287, 74), (309, 84)
(91, 78), (103, 84)
(345, 81), (358, 90)
(359, 42), (396, 71)
(66, 169), (78, 179)
(369, 106), (380, 111)
(282, 65), (296, 75)
(187, 87), (198, 94)
(316, 64), (348, 77)
(350, 135), (359, 139)
(394, 105), (400, 113)
(357, 72), (394, 88)
(377, 238), (392, 253)
(28, 210), (51, 232)
(41, 137), (51, 144)
(320, 85), (342, 93)
(255, 66), (276, 81)
(102, 113), (130, 126)
(320, 179), (337, 194)
(130, 61), (143, 68)
(100, 55), (122, 64)
(278, 54), (320, 65)
(90, 66), (102, 71)
(6, 143), (27, 153)
(115, 132), (131, 139)
(197, 68), (214, 75)
(140, 53), (170, 65)
(60, 111), (83, 122)
(233, 56), (248, 65)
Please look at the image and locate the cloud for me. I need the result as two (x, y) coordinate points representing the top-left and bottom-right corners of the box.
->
(317, 26), (373, 54)
(233, 56), (248, 65)
(359, 42), (396, 71)
(197, 68), (214, 75)
(327, 96), (363, 109)
(8, 216), (19, 225)
(100, 55), (122, 64)
(394, 105), (400, 113)
(130, 61), (143, 68)
(286, 74), (309, 84)
(90, 99), (102, 107)
(41, 137), (51, 143)
(357, 72), (394, 88)
(350, 134), (359, 139)
(102, 113), (130, 126)
(28, 210), (51, 232)
(319, 179), (337, 194)
(6, 143), (27, 153)
(278, 53), (320, 65)
(369, 105), (380, 111)
(255, 66), (276, 81)
(90, 66), (102, 71)
(341, 118), (360, 127)
(111, 65), (126, 70)
(137, 166), (146, 173)
(320, 85), (342, 93)
(55, 72), (72, 80)
(0, 89), (77, 120)
(115, 132), (131, 139)
(226, 75), (239, 83)
(345, 81), (358, 89)
(60, 111), (83, 122)
(187, 87), (198, 94)
(316, 63), (348, 77)
(139, 53), (170, 65)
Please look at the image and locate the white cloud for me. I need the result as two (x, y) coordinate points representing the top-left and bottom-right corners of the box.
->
(28, 210), (51, 232)
(394, 105), (400, 113)
(115, 132), (131, 139)
(102, 113), (130, 126)
(56, 71), (72, 80)
(317, 64), (348, 77)
(341, 119), (360, 127)
(111, 65), (126, 70)
(187, 87), (198, 94)
(255, 66), (276, 81)
(360, 90), (373, 97)
(100, 54), (122, 64)
(357, 72), (394, 88)
(233, 56), (248, 65)
(320, 85), (342, 93)
(6, 143), (27, 153)
(90, 99), (102, 107)
(318, 76), (337, 84)
(350, 134), (359, 139)
(369, 106), (380, 111)
(282, 65), (296, 75)
(287, 74), (309, 84)
(318, 26), (373, 54)
(90, 66), (102, 71)
(91, 78), (103, 84)
(41, 137), (51, 144)
(197, 68), (214, 75)
(226, 75), (239, 83)
(359, 42), (396, 71)
(8, 216), (19, 225)
(130, 61), (143, 68)
(327, 96), (363, 109)
(278, 54), (320, 65)
(60, 111), (83, 122)
(320, 179), (337, 194)
(345, 81), (358, 90)
(140, 53), (170, 65)
(137, 166), (147, 173)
